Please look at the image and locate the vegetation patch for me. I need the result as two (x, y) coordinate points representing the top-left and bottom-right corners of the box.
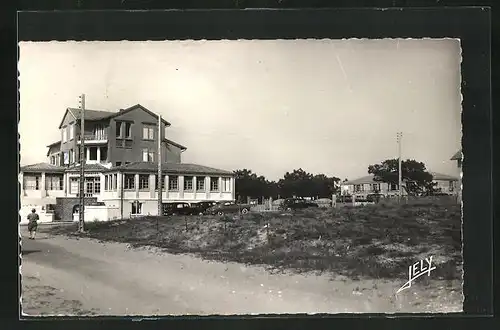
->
(45, 200), (462, 281)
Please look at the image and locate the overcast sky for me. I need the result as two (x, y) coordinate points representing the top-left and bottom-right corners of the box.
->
(18, 39), (462, 181)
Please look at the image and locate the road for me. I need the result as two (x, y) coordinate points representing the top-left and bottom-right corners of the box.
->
(20, 230), (462, 316)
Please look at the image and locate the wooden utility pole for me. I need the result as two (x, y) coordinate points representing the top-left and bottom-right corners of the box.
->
(397, 132), (403, 203)
(157, 115), (163, 216)
(78, 94), (86, 233)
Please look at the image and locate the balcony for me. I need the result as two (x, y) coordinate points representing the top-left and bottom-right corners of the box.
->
(77, 133), (108, 144)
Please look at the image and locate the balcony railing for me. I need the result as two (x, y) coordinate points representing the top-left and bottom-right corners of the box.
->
(77, 133), (108, 142)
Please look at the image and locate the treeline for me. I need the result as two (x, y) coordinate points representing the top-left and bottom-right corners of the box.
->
(233, 168), (340, 202)
(235, 158), (439, 201)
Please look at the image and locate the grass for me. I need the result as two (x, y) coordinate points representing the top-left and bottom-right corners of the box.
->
(45, 198), (462, 281)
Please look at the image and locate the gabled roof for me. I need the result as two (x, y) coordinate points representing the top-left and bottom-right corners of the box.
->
(344, 175), (378, 185)
(107, 161), (234, 176)
(164, 138), (187, 151)
(108, 104), (171, 127)
(58, 108), (115, 128)
(46, 141), (61, 156)
(21, 163), (65, 173)
(430, 172), (458, 181)
(450, 150), (462, 161)
(46, 141), (61, 148)
(65, 163), (109, 172)
(58, 104), (171, 128)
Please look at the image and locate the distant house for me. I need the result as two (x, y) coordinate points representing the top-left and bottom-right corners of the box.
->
(342, 171), (459, 198)
(429, 172), (459, 195)
(451, 149), (462, 169)
(450, 149), (462, 202)
(341, 175), (404, 198)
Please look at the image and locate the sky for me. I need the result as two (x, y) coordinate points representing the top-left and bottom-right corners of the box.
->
(18, 39), (462, 181)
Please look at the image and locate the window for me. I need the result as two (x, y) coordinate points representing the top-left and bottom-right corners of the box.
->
(155, 175), (166, 190)
(184, 176), (193, 191)
(142, 148), (154, 162)
(222, 177), (231, 192)
(100, 147), (107, 161)
(104, 175), (109, 191)
(210, 177), (219, 192)
(50, 156), (55, 165)
(69, 125), (74, 140)
(125, 122), (132, 138)
(131, 201), (142, 215)
(89, 147), (98, 161)
(116, 122), (122, 138)
(70, 177), (79, 194)
(449, 180), (454, 192)
(70, 149), (75, 164)
(169, 175), (179, 191)
(62, 127), (67, 143)
(23, 175), (40, 190)
(142, 125), (155, 140)
(93, 180), (101, 194)
(124, 174), (135, 190)
(113, 174), (117, 190)
(139, 175), (149, 190)
(354, 184), (364, 192)
(116, 162), (122, 167)
(390, 183), (398, 191)
(372, 183), (380, 192)
(196, 177), (205, 191)
(45, 175), (63, 190)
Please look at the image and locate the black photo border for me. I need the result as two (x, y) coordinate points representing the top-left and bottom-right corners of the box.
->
(4, 3), (495, 330)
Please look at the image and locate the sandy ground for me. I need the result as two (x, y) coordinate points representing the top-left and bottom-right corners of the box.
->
(20, 230), (463, 316)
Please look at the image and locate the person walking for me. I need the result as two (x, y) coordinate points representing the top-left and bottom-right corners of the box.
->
(27, 208), (39, 240)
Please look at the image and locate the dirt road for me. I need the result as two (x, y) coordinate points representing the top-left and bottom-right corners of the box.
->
(20, 231), (462, 316)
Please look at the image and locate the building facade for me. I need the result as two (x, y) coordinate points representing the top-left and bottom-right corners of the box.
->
(20, 104), (236, 222)
(341, 172), (458, 198)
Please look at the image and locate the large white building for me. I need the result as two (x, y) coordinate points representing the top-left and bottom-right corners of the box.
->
(20, 104), (236, 223)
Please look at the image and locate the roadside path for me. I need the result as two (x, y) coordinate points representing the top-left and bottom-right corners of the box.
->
(20, 231), (462, 316)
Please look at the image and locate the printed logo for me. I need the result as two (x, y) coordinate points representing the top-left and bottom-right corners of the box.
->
(397, 256), (436, 293)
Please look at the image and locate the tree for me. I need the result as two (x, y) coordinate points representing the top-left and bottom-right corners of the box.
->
(367, 159), (434, 195)
(277, 168), (340, 198)
(233, 169), (278, 202)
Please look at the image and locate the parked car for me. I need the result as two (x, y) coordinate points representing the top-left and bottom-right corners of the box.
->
(205, 201), (251, 216)
(279, 198), (319, 211)
(190, 201), (218, 215)
(162, 202), (194, 216)
(366, 193), (384, 203)
(337, 195), (353, 203)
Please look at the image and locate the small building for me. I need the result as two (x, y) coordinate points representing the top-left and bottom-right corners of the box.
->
(341, 175), (404, 199)
(429, 171), (459, 195)
(450, 149), (462, 202)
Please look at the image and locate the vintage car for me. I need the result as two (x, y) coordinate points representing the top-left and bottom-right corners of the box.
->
(279, 198), (319, 211)
(205, 201), (251, 216)
(162, 202), (194, 216)
(189, 201), (218, 215)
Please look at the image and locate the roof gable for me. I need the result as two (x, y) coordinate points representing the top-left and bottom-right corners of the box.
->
(344, 175), (378, 185)
(58, 108), (115, 128)
(108, 104), (171, 127)
(164, 138), (187, 151)
(450, 150), (462, 161)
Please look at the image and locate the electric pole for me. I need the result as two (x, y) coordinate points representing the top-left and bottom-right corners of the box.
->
(78, 94), (86, 233)
(397, 132), (403, 203)
(157, 115), (163, 216)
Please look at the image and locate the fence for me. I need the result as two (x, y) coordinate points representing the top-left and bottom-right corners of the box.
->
(247, 194), (459, 213)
